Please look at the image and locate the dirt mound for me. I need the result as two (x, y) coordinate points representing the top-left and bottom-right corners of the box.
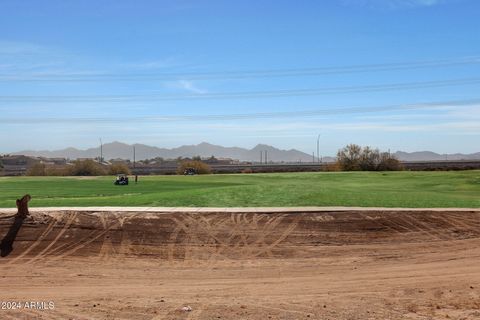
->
(0, 210), (479, 319)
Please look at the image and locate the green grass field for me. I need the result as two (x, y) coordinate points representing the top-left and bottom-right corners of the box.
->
(0, 171), (479, 208)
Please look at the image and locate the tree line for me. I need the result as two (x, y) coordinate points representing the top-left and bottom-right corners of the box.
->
(23, 144), (402, 176)
(26, 160), (131, 176)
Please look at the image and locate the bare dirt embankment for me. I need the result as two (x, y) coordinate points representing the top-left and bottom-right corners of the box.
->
(0, 209), (479, 319)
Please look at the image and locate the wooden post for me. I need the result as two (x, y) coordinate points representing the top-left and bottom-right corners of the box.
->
(16, 194), (31, 218)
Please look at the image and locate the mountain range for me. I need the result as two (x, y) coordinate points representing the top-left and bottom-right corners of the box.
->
(12, 142), (322, 162)
(11, 142), (480, 162)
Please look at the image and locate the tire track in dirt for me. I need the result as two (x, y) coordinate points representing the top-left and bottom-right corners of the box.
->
(213, 213), (268, 259)
(167, 224), (183, 263)
(171, 215), (230, 263)
(44, 213), (139, 263)
(250, 217), (299, 258)
(359, 212), (404, 235)
(387, 214), (443, 240)
(188, 213), (250, 261)
(26, 212), (78, 264)
(43, 227), (104, 258)
(432, 214), (480, 239)
(168, 213), (299, 262)
(47, 217), (121, 262)
(248, 214), (288, 258)
(98, 236), (117, 262)
(443, 212), (480, 228)
(188, 214), (239, 262)
(405, 214), (450, 240)
(168, 214), (246, 263)
(6, 216), (58, 265)
(205, 214), (248, 263)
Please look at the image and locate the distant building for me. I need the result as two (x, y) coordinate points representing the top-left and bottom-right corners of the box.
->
(38, 157), (67, 166)
(203, 157), (234, 165)
(0, 155), (40, 176)
(110, 158), (129, 165)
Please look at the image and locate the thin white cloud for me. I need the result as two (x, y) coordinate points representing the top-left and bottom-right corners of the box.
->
(176, 80), (207, 94)
(355, 104), (480, 121)
(0, 41), (45, 55)
(120, 57), (179, 70)
(342, 0), (449, 9)
(0, 40), (186, 76)
(0, 40), (73, 74)
(410, 0), (441, 6)
(131, 116), (480, 135)
(320, 121), (480, 133)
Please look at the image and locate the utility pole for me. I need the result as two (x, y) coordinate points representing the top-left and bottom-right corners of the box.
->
(260, 151), (263, 164)
(99, 138), (103, 163)
(317, 134), (321, 164)
(133, 145), (136, 168)
(312, 152), (315, 163)
(265, 150), (268, 164)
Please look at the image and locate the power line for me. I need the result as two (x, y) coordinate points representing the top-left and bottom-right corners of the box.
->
(1, 56), (479, 82)
(1, 78), (479, 103)
(1, 98), (478, 124)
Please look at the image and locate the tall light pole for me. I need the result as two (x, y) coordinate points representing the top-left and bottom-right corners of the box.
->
(316, 134), (321, 164)
(133, 145), (136, 168)
(99, 138), (103, 163)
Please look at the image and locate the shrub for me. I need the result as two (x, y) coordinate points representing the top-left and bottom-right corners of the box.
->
(108, 163), (131, 175)
(45, 166), (69, 176)
(336, 144), (403, 171)
(377, 152), (404, 171)
(323, 162), (341, 172)
(27, 163), (47, 176)
(67, 159), (107, 176)
(177, 160), (211, 175)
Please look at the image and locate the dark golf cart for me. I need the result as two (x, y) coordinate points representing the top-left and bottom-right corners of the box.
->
(183, 167), (197, 175)
(114, 174), (129, 185)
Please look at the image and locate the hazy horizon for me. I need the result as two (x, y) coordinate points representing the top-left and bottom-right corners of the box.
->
(4, 140), (479, 158)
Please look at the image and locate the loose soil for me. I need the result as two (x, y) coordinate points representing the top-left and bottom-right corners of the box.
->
(0, 209), (479, 319)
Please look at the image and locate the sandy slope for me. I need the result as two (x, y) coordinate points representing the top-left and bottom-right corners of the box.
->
(0, 209), (479, 319)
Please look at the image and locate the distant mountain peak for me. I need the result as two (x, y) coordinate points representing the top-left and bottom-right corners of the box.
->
(394, 150), (480, 161)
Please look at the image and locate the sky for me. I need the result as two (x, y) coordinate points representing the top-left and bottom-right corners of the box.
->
(1, 0), (480, 156)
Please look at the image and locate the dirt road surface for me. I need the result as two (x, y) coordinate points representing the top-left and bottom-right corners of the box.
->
(0, 209), (479, 319)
